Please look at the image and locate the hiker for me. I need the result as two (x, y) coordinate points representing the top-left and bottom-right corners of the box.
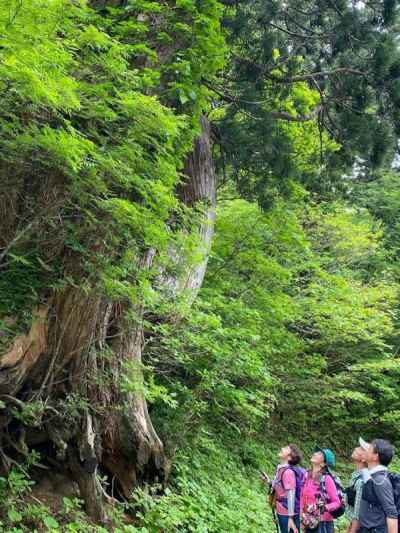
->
(345, 440), (367, 533)
(300, 447), (343, 532)
(260, 444), (305, 533)
(358, 437), (398, 533)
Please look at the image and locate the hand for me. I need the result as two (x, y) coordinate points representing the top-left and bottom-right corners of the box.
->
(316, 498), (325, 512)
(288, 517), (298, 533)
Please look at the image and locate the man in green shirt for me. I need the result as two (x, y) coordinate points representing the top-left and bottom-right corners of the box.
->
(345, 438), (367, 533)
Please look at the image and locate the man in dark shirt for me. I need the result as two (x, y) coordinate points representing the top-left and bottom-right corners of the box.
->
(358, 438), (398, 533)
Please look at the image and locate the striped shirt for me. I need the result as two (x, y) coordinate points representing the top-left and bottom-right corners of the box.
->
(345, 470), (363, 521)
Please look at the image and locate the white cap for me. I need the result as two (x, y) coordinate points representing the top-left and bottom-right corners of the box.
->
(359, 436), (370, 451)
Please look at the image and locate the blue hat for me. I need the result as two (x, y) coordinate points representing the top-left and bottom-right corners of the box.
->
(315, 446), (336, 469)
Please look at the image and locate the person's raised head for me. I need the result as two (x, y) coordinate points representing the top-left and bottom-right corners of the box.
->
(312, 446), (336, 469)
(311, 450), (325, 468)
(369, 438), (395, 467)
(278, 444), (303, 465)
(278, 445), (292, 463)
(351, 446), (367, 468)
(288, 444), (303, 466)
(359, 436), (395, 467)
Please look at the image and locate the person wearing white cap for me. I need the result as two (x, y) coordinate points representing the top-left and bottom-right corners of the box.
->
(358, 437), (397, 533)
(344, 438), (368, 533)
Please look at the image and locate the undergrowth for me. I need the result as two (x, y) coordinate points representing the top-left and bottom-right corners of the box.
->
(2, 442), (390, 532)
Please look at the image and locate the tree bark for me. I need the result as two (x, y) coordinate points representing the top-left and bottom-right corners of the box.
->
(161, 116), (216, 302)
(180, 116), (217, 295)
(0, 116), (216, 521)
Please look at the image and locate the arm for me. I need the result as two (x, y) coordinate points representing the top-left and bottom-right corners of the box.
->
(288, 515), (299, 533)
(287, 488), (300, 531)
(324, 475), (341, 513)
(374, 477), (397, 520)
(353, 478), (363, 520)
(372, 477), (397, 533)
(285, 483), (299, 533)
(387, 518), (398, 533)
(260, 470), (272, 494)
(287, 489), (296, 515)
(282, 469), (299, 533)
(347, 519), (361, 533)
(282, 469), (297, 516)
(347, 478), (363, 533)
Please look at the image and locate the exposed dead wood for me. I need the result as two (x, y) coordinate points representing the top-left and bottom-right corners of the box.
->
(0, 307), (49, 395)
(68, 445), (108, 525)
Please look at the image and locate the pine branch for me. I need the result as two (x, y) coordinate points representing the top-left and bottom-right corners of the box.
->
(268, 68), (367, 83)
(205, 82), (321, 123)
(268, 21), (320, 39)
(270, 106), (321, 122)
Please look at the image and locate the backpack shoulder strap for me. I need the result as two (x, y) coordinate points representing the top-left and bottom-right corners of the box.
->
(319, 473), (327, 498)
(279, 466), (293, 490)
(370, 471), (389, 487)
(320, 472), (338, 502)
(281, 465), (304, 491)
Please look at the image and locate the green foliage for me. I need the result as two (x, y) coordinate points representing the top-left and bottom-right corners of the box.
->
(0, 452), (40, 532)
(0, 444), (271, 532)
(131, 439), (273, 532)
(0, 0), (225, 317)
(0, 457), (120, 532)
(148, 192), (398, 454)
(355, 171), (400, 261)
(0, 256), (55, 317)
(133, 185), (400, 529)
(218, 0), (400, 201)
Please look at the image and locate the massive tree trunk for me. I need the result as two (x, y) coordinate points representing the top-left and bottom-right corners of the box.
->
(0, 116), (216, 521)
(162, 116), (216, 302)
(179, 116), (216, 295)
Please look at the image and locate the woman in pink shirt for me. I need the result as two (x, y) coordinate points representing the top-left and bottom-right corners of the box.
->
(261, 444), (304, 533)
(300, 447), (342, 533)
